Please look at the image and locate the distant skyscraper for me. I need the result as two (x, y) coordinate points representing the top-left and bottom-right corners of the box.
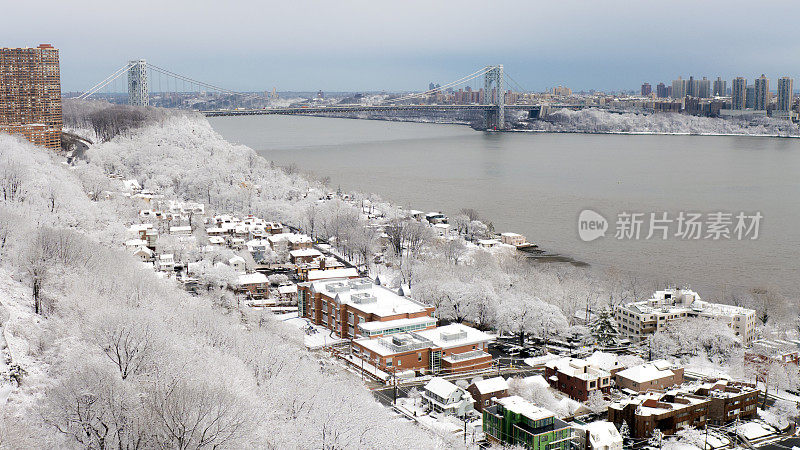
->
(686, 76), (700, 97)
(656, 82), (668, 98)
(731, 77), (746, 110)
(698, 77), (711, 98)
(753, 73), (770, 111)
(753, 74), (769, 110)
(0, 44), (62, 150)
(745, 85), (755, 109)
(671, 77), (686, 99)
(641, 83), (652, 96)
(777, 77), (793, 111)
(713, 77), (726, 97)
(127, 59), (148, 106)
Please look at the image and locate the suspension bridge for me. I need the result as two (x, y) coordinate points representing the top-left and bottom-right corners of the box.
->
(77, 60), (584, 130)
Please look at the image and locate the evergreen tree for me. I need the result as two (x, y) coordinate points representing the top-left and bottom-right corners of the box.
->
(591, 309), (619, 345)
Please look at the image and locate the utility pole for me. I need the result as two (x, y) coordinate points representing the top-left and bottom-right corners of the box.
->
(393, 367), (397, 405)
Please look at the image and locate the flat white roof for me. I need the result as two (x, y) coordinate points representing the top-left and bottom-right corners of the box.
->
(309, 278), (429, 318)
(290, 249), (323, 257)
(307, 267), (359, 281)
(413, 323), (494, 349)
(495, 396), (554, 421)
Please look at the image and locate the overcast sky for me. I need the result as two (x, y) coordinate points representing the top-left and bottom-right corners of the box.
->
(5, 0), (800, 93)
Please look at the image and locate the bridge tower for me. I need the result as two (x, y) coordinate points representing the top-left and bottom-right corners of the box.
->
(127, 59), (148, 106)
(483, 65), (504, 130)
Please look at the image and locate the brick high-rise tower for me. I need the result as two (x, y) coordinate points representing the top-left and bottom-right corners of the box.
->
(0, 43), (62, 150)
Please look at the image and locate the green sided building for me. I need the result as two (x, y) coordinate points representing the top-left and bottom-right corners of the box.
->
(483, 395), (572, 449)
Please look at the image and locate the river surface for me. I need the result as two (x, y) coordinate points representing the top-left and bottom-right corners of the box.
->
(208, 115), (800, 295)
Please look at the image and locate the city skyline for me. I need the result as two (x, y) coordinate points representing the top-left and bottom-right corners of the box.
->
(4, 0), (800, 93)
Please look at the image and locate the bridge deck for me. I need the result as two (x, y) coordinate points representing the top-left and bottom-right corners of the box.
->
(199, 104), (559, 117)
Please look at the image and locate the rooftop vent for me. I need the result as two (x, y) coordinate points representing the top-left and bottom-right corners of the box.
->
(326, 282), (350, 293)
(349, 279), (372, 291)
(351, 292), (377, 305)
(392, 335), (409, 346)
(440, 329), (468, 342)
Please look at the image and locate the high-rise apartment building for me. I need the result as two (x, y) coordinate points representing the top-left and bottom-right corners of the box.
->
(656, 82), (668, 98)
(777, 77), (793, 111)
(686, 76), (699, 97)
(641, 83), (652, 96)
(713, 77), (727, 97)
(698, 77), (711, 98)
(745, 85), (755, 109)
(0, 44), (62, 150)
(754, 74), (769, 110)
(730, 77), (746, 110)
(671, 77), (686, 99)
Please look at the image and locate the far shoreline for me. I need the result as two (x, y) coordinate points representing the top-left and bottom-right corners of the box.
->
(239, 112), (800, 139)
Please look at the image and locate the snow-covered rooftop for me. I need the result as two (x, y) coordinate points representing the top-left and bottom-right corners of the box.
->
(472, 377), (508, 395)
(580, 421), (622, 448)
(309, 278), (430, 318)
(290, 248), (323, 258)
(615, 360), (675, 384)
(413, 323), (494, 349)
(495, 396), (554, 421)
(545, 356), (610, 381)
(237, 273), (268, 285)
(424, 377), (460, 400)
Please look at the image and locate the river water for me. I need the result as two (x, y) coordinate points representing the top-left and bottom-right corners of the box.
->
(208, 115), (800, 295)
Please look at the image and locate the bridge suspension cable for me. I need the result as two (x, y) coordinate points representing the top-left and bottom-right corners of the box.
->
(379, 66), (492, 104)
(77, 61), (135, 100)
(504, 72), (530, 95)
(146, 63), (242, 96)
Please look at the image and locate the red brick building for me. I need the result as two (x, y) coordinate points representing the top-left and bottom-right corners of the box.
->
(297, 277), (435, 340)
(467, 377), (509, 412)
(694, 380), (759, 425)
(351, 323), (494, 376)
(544, 357), (612, 401)
(614, 360), (684, 393)
(608, 391), (710, 439)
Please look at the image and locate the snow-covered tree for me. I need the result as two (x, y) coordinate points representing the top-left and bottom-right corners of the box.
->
(591, 309), (619, 346)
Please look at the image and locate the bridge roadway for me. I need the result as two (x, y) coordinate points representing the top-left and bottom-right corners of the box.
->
(200, 103), (583, 117)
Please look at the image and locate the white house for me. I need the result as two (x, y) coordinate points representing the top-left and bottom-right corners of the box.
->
(573, 421), (623, 450)
(157, 254), (175, 272)
(228, 256), (247, 273)
(132, 246), (154, 262)
(422, 377), (474, 417)
(169, 225), (193, 236)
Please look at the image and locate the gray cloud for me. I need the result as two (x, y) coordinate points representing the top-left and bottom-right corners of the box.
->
(4, 0), (800, 92)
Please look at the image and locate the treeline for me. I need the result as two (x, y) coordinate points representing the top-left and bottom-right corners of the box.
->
(62, 99), (195, 142)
